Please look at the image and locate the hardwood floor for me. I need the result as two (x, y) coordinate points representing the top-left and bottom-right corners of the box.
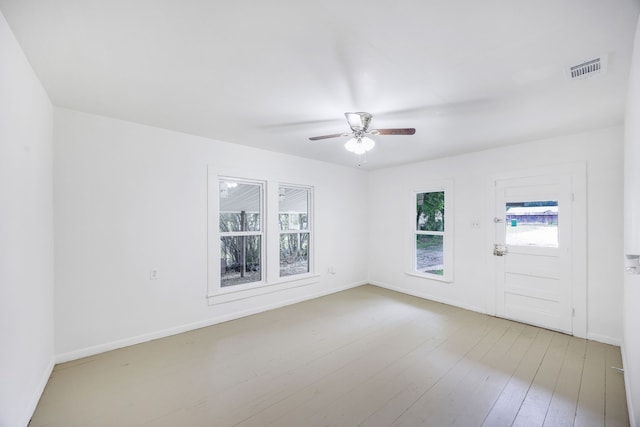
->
(31, 285), (629, 426)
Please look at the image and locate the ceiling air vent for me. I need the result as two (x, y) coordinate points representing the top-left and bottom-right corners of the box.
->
(568, 55), (608, 80)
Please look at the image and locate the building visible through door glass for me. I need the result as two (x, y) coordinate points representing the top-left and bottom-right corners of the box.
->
(505, 200), (558, 247)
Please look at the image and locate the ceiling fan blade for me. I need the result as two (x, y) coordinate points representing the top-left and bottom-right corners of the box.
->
(372, 128), (416, 136)
(309, 133), (349, 141)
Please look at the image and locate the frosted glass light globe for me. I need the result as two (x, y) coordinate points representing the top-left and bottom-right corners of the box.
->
(360, 136), (375, 151)
(344, 138), (358, 153)
(344, 136), (375, 154)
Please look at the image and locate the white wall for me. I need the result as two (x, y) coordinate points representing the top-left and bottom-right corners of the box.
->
(0, 5), (632, 424)
(0, 11), (55, 427)
(368, 126), (624, 344)
(623, 16), (640, 427)
(53, 108), (368, 359)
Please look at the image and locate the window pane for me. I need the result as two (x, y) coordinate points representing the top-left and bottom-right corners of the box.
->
(416, 191), (445, 232)
(505, 201), (558, 247)
(280, 233), (309, 277)
(220, 235), (262, 286)
(219, 181), (261, 232)
(220, 213), (260, 233)
(279, 187), (309, 231)
(416, 235), (444, 275)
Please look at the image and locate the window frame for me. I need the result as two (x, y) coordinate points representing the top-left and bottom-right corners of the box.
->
(278, 184), (313, 279)
(218, 177), (266, 289)
(207, 169), (318, 304)
(408, 182), (454, 283)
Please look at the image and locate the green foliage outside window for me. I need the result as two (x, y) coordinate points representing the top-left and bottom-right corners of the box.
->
(416, 191), (445, 232)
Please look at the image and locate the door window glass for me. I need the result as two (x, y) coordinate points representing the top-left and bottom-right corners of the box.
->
(505, 200), (558, 247)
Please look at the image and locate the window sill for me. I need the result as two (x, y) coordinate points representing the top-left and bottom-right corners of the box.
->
(405, 271), (453, 283)
(207, 273), (320, 305)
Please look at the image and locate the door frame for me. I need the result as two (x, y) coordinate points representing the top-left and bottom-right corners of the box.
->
(486, 162), (587, 338)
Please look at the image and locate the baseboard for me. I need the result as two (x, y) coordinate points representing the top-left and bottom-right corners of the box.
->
(369, 281), (486, 315)
(55, 281), (365, 364)
(586, 332), (622, 347)
(621, 345), (637, 427)
(22, 356), (54, 427)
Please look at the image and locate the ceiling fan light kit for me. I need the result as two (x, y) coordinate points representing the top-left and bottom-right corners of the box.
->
(344, 136), (375, 154)
(309, 112), (416, 161)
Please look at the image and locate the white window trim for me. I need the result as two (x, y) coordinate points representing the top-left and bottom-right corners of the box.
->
(218, 176), (267, 290)
(407, 181), (454, 283)
(207, 168), (317, 304)
(278, 184), (314, 279)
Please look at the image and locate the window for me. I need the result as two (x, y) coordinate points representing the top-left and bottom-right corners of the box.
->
(505, 200), (558, 247)
(219, 179), (264, 287)
(413, 185), (453, 281)
(209, 172), (316, 300)
(279, 186), (311, 277)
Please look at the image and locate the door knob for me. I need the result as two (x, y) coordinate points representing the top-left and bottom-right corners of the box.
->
(493, 244), (508, 256)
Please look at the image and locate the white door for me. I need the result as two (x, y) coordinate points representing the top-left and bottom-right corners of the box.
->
(494, 174), (573, 333)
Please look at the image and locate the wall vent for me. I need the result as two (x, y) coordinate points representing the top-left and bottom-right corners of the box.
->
(568, 55), (608, 80)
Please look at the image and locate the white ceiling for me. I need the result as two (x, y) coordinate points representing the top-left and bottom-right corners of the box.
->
(1, 0), (638, 169)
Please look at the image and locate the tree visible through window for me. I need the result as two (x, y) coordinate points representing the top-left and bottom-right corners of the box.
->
(219, 180), (263, 287)
(279, 186), (311, 277)
(415, 191), (445, 276)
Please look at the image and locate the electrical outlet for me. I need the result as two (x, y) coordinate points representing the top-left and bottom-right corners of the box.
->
(150, 270), (159, 280)
(471, 220), (481, 229)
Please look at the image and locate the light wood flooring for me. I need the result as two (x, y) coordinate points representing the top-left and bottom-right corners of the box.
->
(31, 285), (629, 426)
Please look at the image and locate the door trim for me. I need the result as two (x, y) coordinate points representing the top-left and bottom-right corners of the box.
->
(486, 162), (587, 338)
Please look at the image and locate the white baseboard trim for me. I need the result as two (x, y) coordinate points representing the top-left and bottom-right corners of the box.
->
(586, 332), (621, 347)
(22, 356), (54, 427)
(55, 281), (365, 364)
(621, 345), (636, 427)
(369, 281), (486, 315)
(370, 282), (624, 348)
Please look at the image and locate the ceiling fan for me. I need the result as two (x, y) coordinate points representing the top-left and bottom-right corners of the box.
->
(309, 112), (416, 155)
